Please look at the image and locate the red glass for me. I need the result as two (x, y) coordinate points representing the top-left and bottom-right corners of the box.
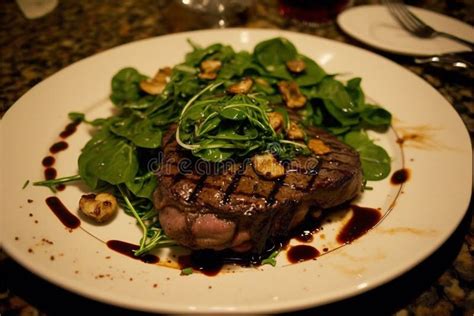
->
(278, 0), (351, 24)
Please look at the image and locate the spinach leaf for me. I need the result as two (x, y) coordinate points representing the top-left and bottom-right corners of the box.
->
(294, 56), (326, 87)
(185, 43), (223, 66)
(125, 172), (157, 200)
(253, 37), (297, 80)
(218, 51), (266, 79)
(109, 115), (163, 149)
(360, 105), (392, 126)
(185, 41), (235, 66)
(78, 129), (139, 189)
(345, 77), (365, 108)
(316, 77), (356, 114)
(323, 100), (359, 127)
(110, 68), (147, 106)
(344, 130), (391, 181)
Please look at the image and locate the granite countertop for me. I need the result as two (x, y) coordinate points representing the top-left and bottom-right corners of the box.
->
(0, 0), (473, 315)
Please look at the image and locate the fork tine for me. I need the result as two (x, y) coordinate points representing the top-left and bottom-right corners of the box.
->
(392, 2), (429, 34)
(383, 0), (415, 33)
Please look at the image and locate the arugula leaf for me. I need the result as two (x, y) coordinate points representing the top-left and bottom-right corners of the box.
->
(177, 86), (305, 162)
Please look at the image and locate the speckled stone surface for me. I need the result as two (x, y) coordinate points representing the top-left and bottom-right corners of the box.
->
(0, 0), (473, 315)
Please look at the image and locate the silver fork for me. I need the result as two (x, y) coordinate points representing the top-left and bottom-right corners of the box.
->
(382, 0), (474, 51)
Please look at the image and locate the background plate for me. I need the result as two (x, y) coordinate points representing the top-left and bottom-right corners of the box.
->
(0, 29), (471, 313)
(337, 5), (474, 56)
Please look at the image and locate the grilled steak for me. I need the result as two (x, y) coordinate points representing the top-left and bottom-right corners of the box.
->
(153, 125), (363, 253)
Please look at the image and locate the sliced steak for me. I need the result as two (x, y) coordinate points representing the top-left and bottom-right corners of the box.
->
(154, 125), (363, 253)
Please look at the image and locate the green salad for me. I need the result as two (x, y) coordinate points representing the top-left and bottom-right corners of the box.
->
(35, 37), (392, 259)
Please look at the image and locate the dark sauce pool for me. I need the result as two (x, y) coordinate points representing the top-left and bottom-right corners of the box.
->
(337, 205), (381, 244)
(178, 252), (224, 276)
(287, 245), (320, 263)
(176, 238), (284, 276)
(106, 240), (159, 264)
(99, 205), (379, 275)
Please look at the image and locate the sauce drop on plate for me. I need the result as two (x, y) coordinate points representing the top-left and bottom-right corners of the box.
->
(59, 121), (81, 139)
(391, 168), (410, 185)
(44, 167), (57, 180)
(42, 156), (55, 167)
(49, 141), (68, 154)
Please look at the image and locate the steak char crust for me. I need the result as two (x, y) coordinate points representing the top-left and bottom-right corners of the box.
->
(153, 125), (363, 253)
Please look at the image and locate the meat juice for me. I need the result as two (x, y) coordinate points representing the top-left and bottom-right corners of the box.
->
(278, 0), (351, 24)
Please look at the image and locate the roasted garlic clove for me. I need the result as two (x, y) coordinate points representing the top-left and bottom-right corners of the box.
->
(287, 121), (305, 140)
(140, 80), (166, 95)
(278, 81), (307, 109)
(199, 59), (222, 80)
(154, 67), (172, 82)
(308, 139), (331, 155)
(267, 112), (284, 131)
(79, 193), (118, 223)
(227, 77), (253, 94)
(252, 153), (285, 179)
(286, 59), (306, 73)
(139, 67), (172, 95)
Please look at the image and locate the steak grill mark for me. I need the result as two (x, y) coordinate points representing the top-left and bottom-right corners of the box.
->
(223, 161), (247, 204)
(163, 160), (333, 202)
(266, 175), (287, 206)
(187, 174), (208, 203)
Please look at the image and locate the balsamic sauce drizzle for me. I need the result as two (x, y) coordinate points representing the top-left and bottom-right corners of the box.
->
(45, 196), (81, 229)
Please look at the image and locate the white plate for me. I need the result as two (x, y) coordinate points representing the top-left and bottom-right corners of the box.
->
(337, 4), (474, 56)
(0, 29), (471, 313)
